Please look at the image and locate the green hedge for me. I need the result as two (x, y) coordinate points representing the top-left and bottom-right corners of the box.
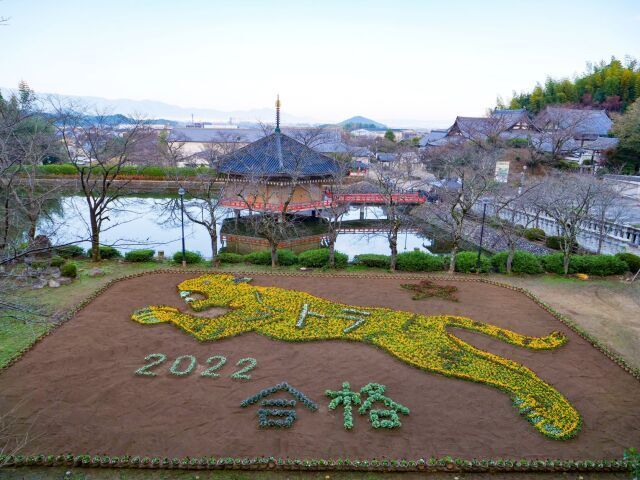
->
(87, 245), (121, 259)
(298, 248), (348, 268)
(545, 236), (577, 251)
(616, 252), (640, 272)
(55, 245), (84, 258)
(50, 255), (65, 267)
(124, 249), (155, 262)
(60, 262), (77, 278)
(216, 252), (245, 263)
(455, 251), (491, 273)
(540, 253), (627, 276)
(491, 251), (543, 274)
(396, 251), (444, 272)
(524, 228), (546, 241)
(353, 254), (391, 269)
(245, 249), (298, 266)
(37, 164), (216, 178)
(172, 250), (203, 264)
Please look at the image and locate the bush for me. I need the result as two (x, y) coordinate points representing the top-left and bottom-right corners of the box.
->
(524, 228), (546, 241)
(172, 250), (203, 264)
(55, 245), (84, 258)
(545, 236), (577, 251)
(491, 251), (543, 274)
(541, 253), (628, 276)
(60, 262), (77, 278)
(87, 245), (121, 259)
(572, 255), (628, 276)
(353, 254), (391, 269)
(124, 249), (155, 262)
(616, 252), (640, 273)
(298, 248), (348, 268)
(216, 252), (245, 264)
(50, 255), (65, 267)
(245, 249), (298, 266)
(396, 251), (445, 272)
(454, 251), (491, 273)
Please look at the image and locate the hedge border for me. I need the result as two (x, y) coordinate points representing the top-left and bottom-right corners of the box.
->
(0, 453), (633, 473)
(1, 268), (638, 473)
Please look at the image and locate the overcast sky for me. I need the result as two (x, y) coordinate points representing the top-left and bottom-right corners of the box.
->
(1, 0), (639, 127)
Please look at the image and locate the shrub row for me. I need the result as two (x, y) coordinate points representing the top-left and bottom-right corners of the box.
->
(37, 164), (216, 178)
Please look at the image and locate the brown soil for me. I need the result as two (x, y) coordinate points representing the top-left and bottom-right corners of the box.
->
(0, 273), (638, 461)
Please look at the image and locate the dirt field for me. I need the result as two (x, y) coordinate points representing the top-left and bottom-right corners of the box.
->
(0, 273), (638, 462)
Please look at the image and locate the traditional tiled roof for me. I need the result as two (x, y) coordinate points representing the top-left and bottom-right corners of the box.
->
(490, 108), (536, 130)
(169, 128), (263, 143)
(534, 107), (612, 136)
(217, 132), (340, 178)
(418, 129), (448, 147)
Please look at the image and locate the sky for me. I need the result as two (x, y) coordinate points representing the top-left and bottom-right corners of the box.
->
(1, 0), (639, 127)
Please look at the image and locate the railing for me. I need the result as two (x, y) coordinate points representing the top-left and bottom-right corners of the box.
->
(219, 199), (332, 212)
(326, 192), (426, 204)
(473, 203), (640, 255)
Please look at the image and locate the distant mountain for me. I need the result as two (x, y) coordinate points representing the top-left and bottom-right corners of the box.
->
(338, 116), (387, 130)
(0, 88), (315, 124)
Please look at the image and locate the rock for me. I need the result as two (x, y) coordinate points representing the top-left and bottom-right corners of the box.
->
(31, 279), (47, 289)
(88, 268), (105, 277)
(57, 277), (73, 286)
(48, 279), (60, 288)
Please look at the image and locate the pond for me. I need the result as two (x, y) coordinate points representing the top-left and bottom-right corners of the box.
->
(43, 196), (461, 260)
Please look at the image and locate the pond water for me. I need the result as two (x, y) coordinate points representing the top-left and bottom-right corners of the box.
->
(44, 196), (449, 260)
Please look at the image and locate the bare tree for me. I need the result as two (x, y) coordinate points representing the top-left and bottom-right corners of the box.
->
(531, 107), (593, 162)
(535, 173), (599, 274)
(368, 159), (424, 271)
(322, 153), (353, 268)
(420, 143), (499, 272)
(591, 178), (624, 254)
(53, 101), (147, 261)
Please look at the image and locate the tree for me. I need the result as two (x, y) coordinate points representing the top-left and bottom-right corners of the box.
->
(384, 129), (396, 142)
(420, 143), (499, 273)
(535, 174), (599, 274)
(54, 101), (147, 262)
(608, 97), (640, 173)
(530, 107), (592, 161)
(368, 159), (423, 271)
(591, 179), (624, 254)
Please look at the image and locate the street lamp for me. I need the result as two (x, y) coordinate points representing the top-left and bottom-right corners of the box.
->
(476, 199), (488, 271)
(178, 186), (186, 267)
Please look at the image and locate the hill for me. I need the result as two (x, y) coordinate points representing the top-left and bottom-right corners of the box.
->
(338, 116), (387, 130)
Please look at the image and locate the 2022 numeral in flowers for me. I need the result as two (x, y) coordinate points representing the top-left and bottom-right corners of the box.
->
(135, 353), (257, 379)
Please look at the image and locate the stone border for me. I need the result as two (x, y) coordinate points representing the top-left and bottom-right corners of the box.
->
(1, 269), (637, 474)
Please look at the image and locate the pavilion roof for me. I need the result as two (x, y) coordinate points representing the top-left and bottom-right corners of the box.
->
(218, 132), (340, 178)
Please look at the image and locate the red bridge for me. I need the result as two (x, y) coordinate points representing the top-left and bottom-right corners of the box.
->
(325, 191), (426, 205)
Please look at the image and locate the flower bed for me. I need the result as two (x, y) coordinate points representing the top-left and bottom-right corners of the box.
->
(131, 273), (581, 440)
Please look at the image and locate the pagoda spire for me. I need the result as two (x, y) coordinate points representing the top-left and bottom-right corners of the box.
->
(275, 94), (281, 133)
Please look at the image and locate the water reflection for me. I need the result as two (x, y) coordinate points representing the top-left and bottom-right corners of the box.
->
(47, 196), (442, 260)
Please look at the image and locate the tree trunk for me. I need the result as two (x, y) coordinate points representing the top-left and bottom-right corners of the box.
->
(90, 213), (101, 262)
(448, 243), (459, 273)
(389, 227), (398, 271)
(328, 235), (336, 269)
(209, 229), (218, 265)
(506, 247), (515, 275)
(27, 219), (37, 242)
(562, 249), (571, 275)
(597, 215), (605, 254)
(270, 242), (278, 268)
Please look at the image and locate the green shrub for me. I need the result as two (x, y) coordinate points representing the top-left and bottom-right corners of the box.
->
(491, 251), (543, 274)
(87, 245), (121, 259)
(60, 262), (77, 278)
(541, 253), (627, 276)
(524, 228), (546, 241)
(615, 252), (640, 273)
(37, 163), (77, 175)
(124, 249), (155, 262)
(353, 254), (391, 269)
(396, 251), (444, 272)
(545, 236), (577, 251)
(30, 260), (48, 270)
(216, 252), (245, 264)
(55, 245), (84, 258)
(298, 248), (348, 268)
(245, 249), (298, 266)
(50, 255), (65, 267)
(172, 250), (203, 264)
(454, 251), (491, 273)
(572, 255), (628, 276)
